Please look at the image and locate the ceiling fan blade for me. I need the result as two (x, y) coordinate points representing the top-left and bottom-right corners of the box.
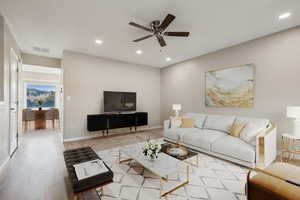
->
(156, 34), (166, 47)
(133, 34), (154, 42)
(159, 14), (175, 31)
(129, 22), (152, 32)
(164, 32), (190, 37)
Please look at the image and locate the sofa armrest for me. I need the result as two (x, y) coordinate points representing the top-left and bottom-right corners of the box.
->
(164, 120), (171, 131)
(246, 163), (300, 200)
(256, 123), (277, 168)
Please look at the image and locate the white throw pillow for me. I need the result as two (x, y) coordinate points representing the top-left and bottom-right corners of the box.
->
(194, 118), (206, 129)
(235, 117), (269, 131)
(239, 123), (262, 143)
(204, 115), (236, 133)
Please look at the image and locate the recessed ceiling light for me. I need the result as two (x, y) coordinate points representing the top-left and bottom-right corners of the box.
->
(279, 12), (291, 20)
(166, 57), (171, 62)
(136, 50), (143, 55)
(95, 39), (103, 44)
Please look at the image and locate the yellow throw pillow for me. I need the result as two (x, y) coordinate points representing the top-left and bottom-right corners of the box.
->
(230, 124), (245, 138)
(181, 118), (195, 128)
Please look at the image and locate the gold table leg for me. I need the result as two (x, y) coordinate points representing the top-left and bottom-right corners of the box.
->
(159, 165), (190, 198)
(184, 154), (199, 167)
(118, 149), (133, 164)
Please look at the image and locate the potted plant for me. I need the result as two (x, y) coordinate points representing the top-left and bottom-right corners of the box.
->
(142, 140), (161, 161)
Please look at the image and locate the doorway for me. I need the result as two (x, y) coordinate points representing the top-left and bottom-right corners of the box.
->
(9, 48), (20, 157)
(20, 65), (62, 134)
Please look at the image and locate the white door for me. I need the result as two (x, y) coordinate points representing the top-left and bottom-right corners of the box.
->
(9, 49), (19, 156)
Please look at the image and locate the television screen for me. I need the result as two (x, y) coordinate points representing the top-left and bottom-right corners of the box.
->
(104, 91), (136, 112)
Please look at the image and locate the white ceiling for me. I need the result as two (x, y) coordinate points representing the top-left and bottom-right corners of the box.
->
(1, 0), (300, 68)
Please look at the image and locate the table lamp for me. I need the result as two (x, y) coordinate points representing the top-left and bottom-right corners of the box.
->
(287, 106), (300, 138)
(172, 104), (181, 117)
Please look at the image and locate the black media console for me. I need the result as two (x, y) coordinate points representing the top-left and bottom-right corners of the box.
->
(87, 112), (148, 135)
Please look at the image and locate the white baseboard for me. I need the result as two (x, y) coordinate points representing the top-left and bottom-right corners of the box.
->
(0, 157), (10, 183)
(140, 125), (162, 130)
(63, 125), (162, 143)
(63, 134), (104, 142)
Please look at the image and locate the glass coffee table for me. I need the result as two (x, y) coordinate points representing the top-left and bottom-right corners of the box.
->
(119, 143), (190, 198)
(161, 142), (199, 167)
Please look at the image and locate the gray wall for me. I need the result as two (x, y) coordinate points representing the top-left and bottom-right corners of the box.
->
(62, 51), (161, 140)
(161, 26), (300, 136)
(0, 16), (21, 169)
(0, 15), (4, 101)
(22, 53), (61, 68)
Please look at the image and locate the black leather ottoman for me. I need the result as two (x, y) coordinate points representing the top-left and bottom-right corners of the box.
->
(63, 147), (113, 199)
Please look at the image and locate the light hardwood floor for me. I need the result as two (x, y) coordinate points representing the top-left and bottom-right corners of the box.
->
(0, 128), (163, 200)
(1, 128), (299, 200)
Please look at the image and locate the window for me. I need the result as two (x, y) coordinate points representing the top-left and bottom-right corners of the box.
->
(26, 84), (56, 108)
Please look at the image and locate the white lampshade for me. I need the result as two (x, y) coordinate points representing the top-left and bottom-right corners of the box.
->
(287, 106), (300, 119)
(172, 104), (181, 111)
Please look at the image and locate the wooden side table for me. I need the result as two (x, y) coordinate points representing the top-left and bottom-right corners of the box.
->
(281, 133), (300, 162)
(35, 110), (46, 129)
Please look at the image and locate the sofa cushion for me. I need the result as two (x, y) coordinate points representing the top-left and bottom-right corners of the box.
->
(164, 128), (184, 141)
(164, 128), (199, 141)
(184, 113), (207, 129)
(183, 129), (227, 151)
(211, 135), (256, 163)
(204, 114), (236, 133)
(234, 117), (269, 130)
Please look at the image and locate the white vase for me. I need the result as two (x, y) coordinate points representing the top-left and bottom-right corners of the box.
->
(146, 155), (157, 161)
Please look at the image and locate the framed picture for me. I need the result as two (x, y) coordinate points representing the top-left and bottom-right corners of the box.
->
(26, 84), (56, 108)
(205, 64), (255, 108)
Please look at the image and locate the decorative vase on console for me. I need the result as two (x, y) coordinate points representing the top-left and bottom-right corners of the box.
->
(142, 140), (161, 161)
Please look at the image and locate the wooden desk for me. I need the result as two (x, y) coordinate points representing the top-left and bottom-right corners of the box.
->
(35, 110), (46, 130)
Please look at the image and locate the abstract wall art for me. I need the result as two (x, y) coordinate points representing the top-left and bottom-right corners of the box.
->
(205, 64), (255, 108)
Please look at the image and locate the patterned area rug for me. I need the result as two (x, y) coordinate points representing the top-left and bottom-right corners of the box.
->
(94, 140), (248, 200)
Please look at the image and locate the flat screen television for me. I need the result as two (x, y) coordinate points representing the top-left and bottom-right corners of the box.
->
(104, 91), (136, 112)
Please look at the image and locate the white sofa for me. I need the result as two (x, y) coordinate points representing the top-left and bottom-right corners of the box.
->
(164, 113), (277, 168)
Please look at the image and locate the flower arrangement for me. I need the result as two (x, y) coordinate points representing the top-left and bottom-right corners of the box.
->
(142, 140), (161, 160)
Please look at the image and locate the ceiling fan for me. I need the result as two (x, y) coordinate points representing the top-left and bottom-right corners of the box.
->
(129, 14), (190, 47)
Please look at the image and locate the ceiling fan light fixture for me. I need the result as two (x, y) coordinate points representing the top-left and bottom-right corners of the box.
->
(166, 57), (171, 62)
(279, 12), (291, 20)
(136, 50), (143, 55)
(95, 39), (103, 45)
